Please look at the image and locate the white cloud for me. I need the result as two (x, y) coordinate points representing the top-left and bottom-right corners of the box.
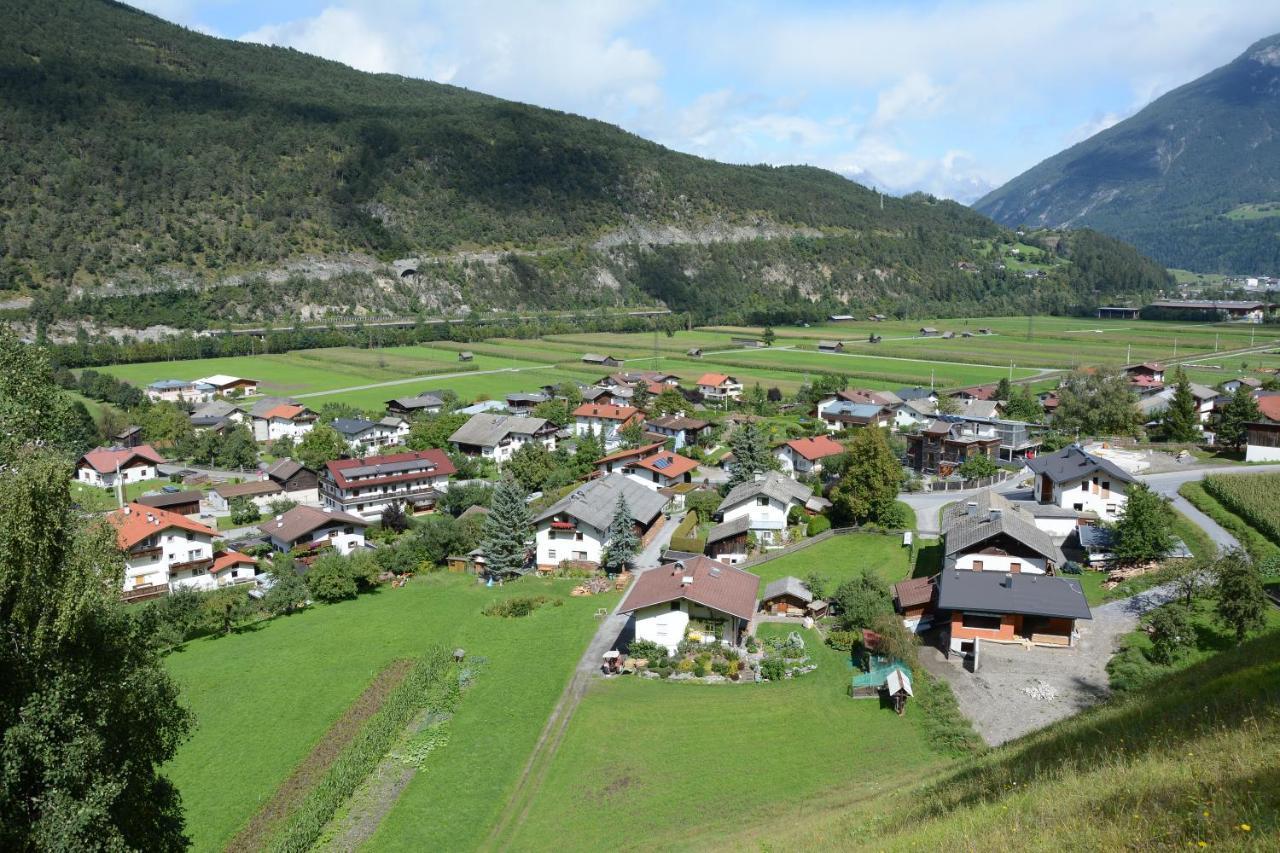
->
(242, 8), (433, 75)
(869, 72), (945, 130)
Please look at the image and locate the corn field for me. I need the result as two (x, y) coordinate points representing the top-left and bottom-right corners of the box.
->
(1202, 473), (1280, 547)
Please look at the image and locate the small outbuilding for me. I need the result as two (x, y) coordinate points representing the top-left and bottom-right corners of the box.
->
(458, 351), (474, 362)
(760, 576), (814, 616)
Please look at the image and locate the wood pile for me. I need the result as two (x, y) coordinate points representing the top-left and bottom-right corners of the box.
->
(614, 571), (632, 591)
(1101, 562), (1157, 589)
(570, 577), (612, 596)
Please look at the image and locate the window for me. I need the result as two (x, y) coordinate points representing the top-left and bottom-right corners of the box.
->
(756, 496), (769, 507)
(575, 532), (584, 541)
(961, 613), (1003, 631)
(1009, 562), (1021, 574)
(1073, 503), (1084, 512)
(972, 560), (984, 571)
(670, 601), (680, 611)
(573, 551), (587, 560)
(1082, 481), (1089, 491)
(187, 549), (201, 560)
(548, 549), (557, 560)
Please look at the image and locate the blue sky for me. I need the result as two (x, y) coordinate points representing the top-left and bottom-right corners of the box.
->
(135, 1), (1280, 202)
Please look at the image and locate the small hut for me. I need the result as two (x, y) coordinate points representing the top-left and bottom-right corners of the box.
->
(760, 576), (813, 616)
(458, 351), (474, 362)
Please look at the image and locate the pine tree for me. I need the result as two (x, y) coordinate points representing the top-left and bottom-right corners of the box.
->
(994, 377), (1013, 401)
(600, 495), (640, 575)
(481, 475), (533, 577)
(1111, 484), (1175, 565)
(1162, 367), (1200, 442)
(1218, 384), (1260, 449)
(1214, 549), (1266, 643)
(832, 427), (903, 525)
(726, 421), (778, 489)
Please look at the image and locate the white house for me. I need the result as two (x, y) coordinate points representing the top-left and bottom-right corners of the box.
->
(321, 449), (456, 521)
(76, 445), (166, 489)
(696, 373), (743, 403)
(107, 503), (218, 595)
(941, 491), (1066, 576)
(1025, 445), (1136, 522)
(618, 556), (758, 653)
(618, 449), (699, 491)
(331, 416), (409, 452)
(250, 401), (317, 442)
(259, 505), (369, 556)
(775, 435), (845, 475)
(532, 474), (668, 571)
(1136, 382), (1218, 425)
(146, 379), (216, 404)
(572, 403), (642, 450)
(448, 413), (558, 464)
(715, 472), (815, 546)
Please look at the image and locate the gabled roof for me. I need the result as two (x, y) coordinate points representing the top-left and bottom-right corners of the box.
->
(261, 403), (308, 421)
(259, 505), (368, 544)
(696, 373), (734, 386)
(941, 490), (1066, 566)
(325, 449), (455, 489)
(648, 414), (710, 431)
(78, 444), (166, 474)
(248, 397), (298, 417)
(823, 401), (886, 419)
(1258, 395), (1280, 422)
(717, 471), (813, 513)
(211, 479), (282, 499)
(386, 393), (443, 409)
(893, 575), (935, 608)
(783, 435), (844, 461)
(953, 384), (999, 400)
(937, 569), (1091, 620)
(107, 503), (215, 549)
(630, 450), (698, 479)
(192, 400), (243, 419)
(136, 490), (202, 510)
(572, 403), (641, 422)
(962, 400), (1002, 419)
(838, 389), (902, 407)
(705, 514), (749, 545)
(198, 374), (255, 388)
(534, 473), (668, 531)
(448, 413), (552, 446)
(331, 417), (378, 437)
(595, 442), (666, 466)
(1025, 445), (1136, 485)
(211, 550), (256, 574)
(896, 387), (936, 402)
(266, 458), (307, 482)
(902, 399), (938, 417)
(619, 556), (758, 622)
(762, 576), (813, 603)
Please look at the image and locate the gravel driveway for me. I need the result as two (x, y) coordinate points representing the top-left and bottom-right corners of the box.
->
(919, 582), (1182, 746)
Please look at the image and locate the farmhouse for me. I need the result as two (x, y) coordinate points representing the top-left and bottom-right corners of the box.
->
(775, 435), (844, 475)
(321, 448), (456, 521)
(265, 458), (320, 504)
(942, 491), (1066, 576)
(533, 473), (668, 571)
(449, 413), (557, 463)
(581, 353), (623, 367)
(458, 351), (474, 362)
(1026, 444), (1135, 522)
(572, 403), (643, 449)
(937, 567), (1091, 653)
(107, 503), (217, 597)
(260, 505), (369, 556)
(646, 414), (711, 449)
(696, 373), (744, 402)
(249, 400), (317, 442)
(76, 444), (166, 488)
(618, 556), (758, 653)
(906, 420), (1000, 475)
(385, 393), (444, 417)
(817, 400), (893, 432)
(1245, 421), (1280, 462)
(136, 490), (203, 518)
(146, 379), (216, 404)
(196, 374), (259, 396)
(716, 472), (815, 546)
(505, 392), (550, 415)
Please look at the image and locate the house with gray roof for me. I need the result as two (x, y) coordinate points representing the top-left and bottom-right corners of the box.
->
(937, 566), (1091, 653)
(448, 413), (557, 464)
(1026, 445), (1136, 521)
(532, 473), (669, 571)
(716, 472), (814, 547)
(385, 393), (444, 417)
(942, 491), (1066, 576)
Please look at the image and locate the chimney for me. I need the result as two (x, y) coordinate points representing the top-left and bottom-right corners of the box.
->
(681, 575), (694, 587)
(672, 560), (684, 576)
(123, 505), (131, 515)
(1002, 573), (1013, 588)
(966, 501), (978, 517)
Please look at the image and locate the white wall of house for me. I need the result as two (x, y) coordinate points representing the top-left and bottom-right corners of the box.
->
(1246, 442), (1280, 462)
(536, 520), (604, 566)
(1029, 515), (1081, 539)
(574, 416), (628, 447)
(123, 529), (214, 591)
(323, 473), (450, 521)
(466, 431), (555, 464)
(1039, 475), (1129, 521)
(953, 552), (1047, 575)
(632, 600), (744, 653)
(267, 521), (366, 555)
(774, 447), (823, 475)
(254, 417), (315, 442)
(721, 495), (795, 544)
(78, 461), (158, 488)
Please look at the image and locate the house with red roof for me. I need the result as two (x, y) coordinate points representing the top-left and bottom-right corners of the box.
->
(619, 556), (759, 653)
(249, 399), (317, 442)
(775, 435), (845, 475)
(76, 444), (166, 489)
(620, 449), (700, 490)
(572, 403), (643, 449)
(106, 502), (218, 597)
(321, 448), (456, 521)
(696, 373), (743, 403)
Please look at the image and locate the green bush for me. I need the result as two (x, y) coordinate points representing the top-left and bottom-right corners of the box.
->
(914, 669), (983, 755)
(825, 629), (859, 652)
(807, 515), (831, 536)
(482, 595), (557, 618)
(625, 639), (667, 662)
(760, 658), (786, 681)
(305, 554), (358, 603)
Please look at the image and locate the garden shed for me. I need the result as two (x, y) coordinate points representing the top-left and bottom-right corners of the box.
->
(760, 576), (813, 616)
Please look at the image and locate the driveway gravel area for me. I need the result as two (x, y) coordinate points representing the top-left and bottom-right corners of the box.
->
(919, 583), (1182, 746)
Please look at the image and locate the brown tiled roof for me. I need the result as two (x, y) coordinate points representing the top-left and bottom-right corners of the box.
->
(106, 503), (215, 549)
(594, 442), (664, 466)
(630, 451), (698, 479)
(893, 576), (935, 608)
(325, 449), (455, 490)
(212, 480), (282, 499)
(619, 556), (758, 621)
(79, 444), (166, 474)
(572, 403), (642, 422)
(259, 505), (368, 544)
(648, 415), (710, 431)
(784, 435), (845, 461)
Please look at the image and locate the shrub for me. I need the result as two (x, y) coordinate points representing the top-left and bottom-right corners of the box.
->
(626, 639), (667, 662)
(760, 658), (786, 681)
(229, 496), (260, 525)
(1146, 604), (1194, 666)
(693, 660), (709, 677)
(825, 630), (858, 652)
(806, 514), (832, 537)
(306, 554), (358, 603)
(676, 658), (694, 673)
(482, 595), (556, 618)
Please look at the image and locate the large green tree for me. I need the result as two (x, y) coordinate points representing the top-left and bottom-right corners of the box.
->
(406, 412), (468, 451)
(1111, 484), (1175, 566)
(0, 332), (95, 463)
(725, 421), (779, 489)
(296, 424), (347, 470)
(1053, 369), (1142, 438)
(0, 452), (192, 849)
(832, 572), (893, 632)
(831, 427), (903, 526)
(481, 476), (533, 577)
(1217, 384), (1261, 449)
(600, 495), (640, 575)
(1161, 367), (1201, 442)
(1214, 549), (1267, 643)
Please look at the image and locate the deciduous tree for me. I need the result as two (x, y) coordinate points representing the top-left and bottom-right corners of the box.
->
(831, 427), (903, 525)
(1053, 368), (1142, 438)
(1111, 484), (1175, 566)
(296, 424), (346, 470)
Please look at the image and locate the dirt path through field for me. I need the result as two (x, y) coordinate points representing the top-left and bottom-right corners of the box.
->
(224, 659), (415, 852)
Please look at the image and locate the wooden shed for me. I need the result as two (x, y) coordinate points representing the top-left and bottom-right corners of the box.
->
(760, 576), (814, 616)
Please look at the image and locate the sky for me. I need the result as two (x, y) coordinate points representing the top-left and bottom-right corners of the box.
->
(133, 1), (1280, 203)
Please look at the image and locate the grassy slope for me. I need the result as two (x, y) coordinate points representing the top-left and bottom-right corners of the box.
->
(750, 532), (914, 591)
(723, 629), (1280, 850)
(164, 574), (610, 851)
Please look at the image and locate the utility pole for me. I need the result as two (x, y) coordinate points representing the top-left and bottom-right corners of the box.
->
(1008, 360), (1013, 381)
(1126, 343), (1131, 365)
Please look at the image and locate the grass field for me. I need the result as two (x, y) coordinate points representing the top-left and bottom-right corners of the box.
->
(164, 574), (612, 851)
(750, 532), (915, 591)
(502, 621), (945, 849)
(69, 477), (172, 512)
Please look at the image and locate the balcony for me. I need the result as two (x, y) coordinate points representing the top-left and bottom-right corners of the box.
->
(169, 556), (214, 573)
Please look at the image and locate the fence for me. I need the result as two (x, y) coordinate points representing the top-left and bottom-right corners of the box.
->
(923, 470), (1016, 493)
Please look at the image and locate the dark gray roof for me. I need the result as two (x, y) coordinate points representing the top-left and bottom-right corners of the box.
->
(762, 576), (813, 603)
(448, 413), (551, 447)
(1025, 445), (1136, 485)
(266, 458), (306, 481)
(937, 569), (1092, 620)
(942, 490), (1066, 565)
(717, 472), (813, 513)
(705, 514), (749, 545)
(386, 393), (443, 409)
(533, 473), (668, 531)
(896, 387), (935, 401)
(332, 417), (377, 437)
(192, 400), (242, 419)
(506, 392), (550, 404)
(136, 491), (202, 509)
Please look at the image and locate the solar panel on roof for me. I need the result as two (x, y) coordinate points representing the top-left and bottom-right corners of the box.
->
(653, 457), (671, 469)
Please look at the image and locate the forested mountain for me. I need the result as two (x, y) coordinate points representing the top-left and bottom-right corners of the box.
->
(2, 1), (1169, 328)
(975, 34), (1280, 274)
